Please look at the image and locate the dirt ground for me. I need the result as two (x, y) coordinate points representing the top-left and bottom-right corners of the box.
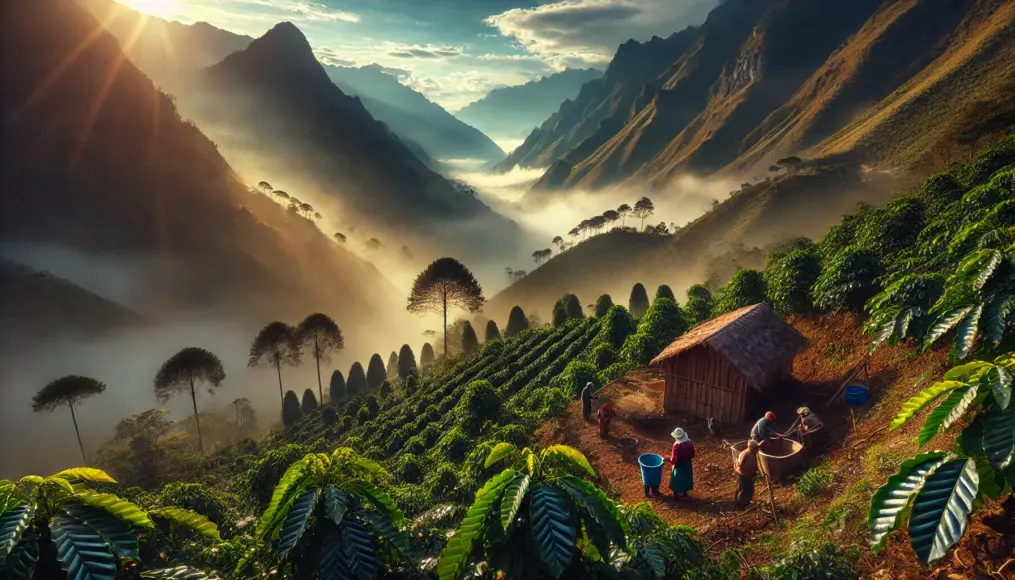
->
(536, 313), (1015, 577)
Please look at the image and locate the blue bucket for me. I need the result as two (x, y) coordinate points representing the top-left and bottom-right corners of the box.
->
(638, 453), (664, 487)
(845, 385), (869, 406)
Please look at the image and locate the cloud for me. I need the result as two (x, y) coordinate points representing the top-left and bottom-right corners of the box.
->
(313, 45), (356, 66)
(385, 44), (467, 59)
(233, 0), (360, 22)
(485, 0), (718, 67)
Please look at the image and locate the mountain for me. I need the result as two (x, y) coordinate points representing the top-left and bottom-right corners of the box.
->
(79, 0), (253, 89)
(509, 0), (1015, 192)
(2, 0), (401, 331)
(454, 68), (603, 142)
(183, 23), (519, 264)
(325, 64), (504, 163)
(0, 261), (144, 347)
(495, 29), (700, 173)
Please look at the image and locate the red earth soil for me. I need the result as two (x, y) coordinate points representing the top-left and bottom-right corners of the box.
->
(536, 313), (1014, 577)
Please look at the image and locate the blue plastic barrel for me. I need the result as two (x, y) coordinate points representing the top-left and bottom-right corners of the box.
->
(845, 385), (870, 406)
(638, 453), (664, 487)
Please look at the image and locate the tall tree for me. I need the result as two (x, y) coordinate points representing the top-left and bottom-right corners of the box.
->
(617, 203), (631, 226)
(633, 197), (655, 230)
(154, 347), (226, 456)
(397, 344), (417, 380)
(568, 228), (579, 244)
(333, 232), (347, 243)
(629, 283), (650, 317)
(407, 257), (485, 355)
(603, 210), (620, 229)
(228, 397), (256, 434)
(329, 370), (346, 404)
(655, 284), (676, 302)
(249, 321), (301, 407)
(347, 362), (367, 396)
(31, 375), (106, 463)
(506, 305), (529, 338)
(367, 353), (387, 390)
(485, 319), (501, 341)
(257, 180), (273, 193)
(594, 294), (614, 317)
(282, 390), (302, 427)
(301, 389), (319, 415)
(461, 321), (479, 355)
(420, 343), (435, 370)
(295, 313), (344, 404)
(552, 236), (564, 253)
(387, 351), (399, 379)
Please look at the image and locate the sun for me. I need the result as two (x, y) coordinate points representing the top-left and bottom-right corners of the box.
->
(121, 0), (183, 19)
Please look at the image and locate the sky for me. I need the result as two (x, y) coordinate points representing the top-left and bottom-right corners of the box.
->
(124, 0), (719, 110)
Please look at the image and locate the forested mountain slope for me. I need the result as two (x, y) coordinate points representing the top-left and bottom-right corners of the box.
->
(1, 0), (401, 328)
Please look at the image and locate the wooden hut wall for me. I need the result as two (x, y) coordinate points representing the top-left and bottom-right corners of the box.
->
(662, 345), (750, 424)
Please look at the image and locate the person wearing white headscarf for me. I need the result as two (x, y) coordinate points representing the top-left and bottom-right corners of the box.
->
(664, 427), (695, 497)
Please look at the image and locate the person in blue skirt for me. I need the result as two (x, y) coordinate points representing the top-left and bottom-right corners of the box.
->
(665, 427), (695, 498)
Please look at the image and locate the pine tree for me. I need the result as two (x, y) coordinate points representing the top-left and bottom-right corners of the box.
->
(485, 319), (501, 341)
(397, 344), (417, 380)
(347, 362), (367, 396)
(420, 343), (435, 370)
(301, 388), (318, 414)
(461, 321), (479, 355)
(328, 370), (345, 404)
(367, 353), (386, 390)
(629, 283), (650, 317)
(282, 390), (302, 427)
(505, 305), (529, 337)
(386, 351), (398, 379)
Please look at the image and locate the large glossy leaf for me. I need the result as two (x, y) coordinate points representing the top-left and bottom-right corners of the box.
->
(972, 249), (1003, 290)
(484, 442), (518, 469)
(64, 503), (139, 560)
(324, 487), (348, 527)
(437, 469), (517, 580)
(149, 507), (221, 541)
(0, 504), (34, 565)
(974, 457), (1004, 502)
(342, 480), (404, 526)
(954, 304), (983, 360)
(277, 488), (319, 556)
(869, 452), (950, 553)
(317, 529), (352, 580)
(542, 446), (596, 479)
(51, 515), (118, 580)
(637, 543), (665, 580)
(74, 492), (153, 530)
(359, 506), (411, 557)
(52, 468), (116, 485)
(909, 458), (979, 564)
(558, 476), (629, 552)
(981, 294), (1014, 345)
(256, 456), (315, 541)
(3, 533), (39, 580)
(924, 306), (973, 350)
(917, 385), (978, 446)
(0, 481), (16, 514)
(943, 361), (992, 381)
(499, 473), (529, 533)
(891, 381), (965, 429)
(984, 365), (1013, 410)
(530, 484), (576, 579)
(982, 404), (1015, 471)
(340, 519), (377, 580)
(140, 566), (220, 579)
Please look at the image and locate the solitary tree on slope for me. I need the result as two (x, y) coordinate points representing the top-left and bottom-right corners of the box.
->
(154, 347), (226, 456)
(407, 257), (485, 355)
(295, 312), (344, 404)
(32, 375), (106, 463)
(248, 321), (301, 408)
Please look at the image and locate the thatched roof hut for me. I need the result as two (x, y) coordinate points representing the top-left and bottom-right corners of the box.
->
(650, 303), (807, 424)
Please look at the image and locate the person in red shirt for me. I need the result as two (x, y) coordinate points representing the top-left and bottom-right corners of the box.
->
(664, 427), (694, 498)
(597, 403), (615, 438)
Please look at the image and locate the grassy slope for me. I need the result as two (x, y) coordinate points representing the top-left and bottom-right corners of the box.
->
(813, 0), (1015, 173)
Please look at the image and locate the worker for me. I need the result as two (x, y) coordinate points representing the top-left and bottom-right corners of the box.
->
(734, 440), (760, 509)
(665, 427), (695, 498)
(597, 403), (615, 438)
(786, 407), (824, 449)
(751, 411), (782, 444)
(581, 381), (599, 422)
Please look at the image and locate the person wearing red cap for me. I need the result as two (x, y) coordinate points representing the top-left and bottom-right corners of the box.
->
(597, 403), (615, 438)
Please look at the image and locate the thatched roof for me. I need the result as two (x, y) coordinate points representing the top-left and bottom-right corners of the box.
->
(650, 303), (807, 392)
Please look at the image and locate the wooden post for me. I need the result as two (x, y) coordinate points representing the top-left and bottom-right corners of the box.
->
(764, 469), (779, 526)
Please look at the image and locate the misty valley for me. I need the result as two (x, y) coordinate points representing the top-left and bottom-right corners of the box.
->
(2, 0), (1015, 579)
